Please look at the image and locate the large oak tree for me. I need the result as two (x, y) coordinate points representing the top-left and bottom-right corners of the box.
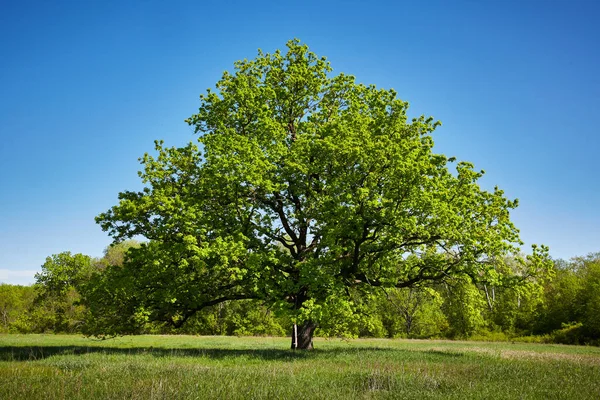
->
(91, 40), (549, 349)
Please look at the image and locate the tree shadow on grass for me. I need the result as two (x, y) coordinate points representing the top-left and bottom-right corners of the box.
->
(0, 345), (367, 362)
(0, 344), (468, 362)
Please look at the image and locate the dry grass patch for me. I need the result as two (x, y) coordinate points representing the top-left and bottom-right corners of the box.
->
(424, 345), (600, 366)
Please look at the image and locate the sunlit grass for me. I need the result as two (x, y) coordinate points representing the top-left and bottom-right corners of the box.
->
(1, 334), (599, 399)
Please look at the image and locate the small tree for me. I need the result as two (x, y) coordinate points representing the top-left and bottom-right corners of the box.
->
(93, 40), (550, 348)
(29, 252), (93, 332)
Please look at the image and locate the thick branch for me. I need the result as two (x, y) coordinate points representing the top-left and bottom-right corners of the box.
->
(170, 293), (260, 328)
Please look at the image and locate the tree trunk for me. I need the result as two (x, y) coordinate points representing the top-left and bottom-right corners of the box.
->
(405, 314), (413, 337)
(291, 320), (317, 350)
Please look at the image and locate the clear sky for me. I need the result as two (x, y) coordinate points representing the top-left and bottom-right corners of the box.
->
(1, 0), (598, 285)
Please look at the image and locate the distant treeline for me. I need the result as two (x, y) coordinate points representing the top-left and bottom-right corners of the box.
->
(1, 242), (599, 345)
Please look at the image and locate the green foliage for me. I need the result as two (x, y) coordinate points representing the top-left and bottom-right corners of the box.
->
(35, 252), (93, 296)
(441, 278), (486, 338)
(178, 300), (287, 336)
(548, 322), (587, 345)
(95, 239), (142, 269)
(16, 252), (95, 333)
(534, 254), (600, 344)
(92, 39), (547, 343)
(376, 287), (447, 338)
(7, 249), (600, 345)
(534, 264), (580, 333)
(575, 254), (600, 341)
(12, 243), (143, 335)
(0, 284), (35, 332)
(477, 254), (554, 334)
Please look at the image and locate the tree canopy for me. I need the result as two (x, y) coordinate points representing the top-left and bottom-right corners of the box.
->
(92, 39), (550, 348)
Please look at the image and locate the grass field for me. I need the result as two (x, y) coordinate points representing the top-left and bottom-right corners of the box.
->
(1, 334), (599, 399)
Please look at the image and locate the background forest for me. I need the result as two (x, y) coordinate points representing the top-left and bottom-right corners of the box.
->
(2, 241), (598, 345)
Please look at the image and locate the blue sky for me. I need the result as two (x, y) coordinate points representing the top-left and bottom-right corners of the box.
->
(1, 0), (598, 285)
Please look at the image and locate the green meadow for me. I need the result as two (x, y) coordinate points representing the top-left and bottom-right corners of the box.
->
(1, 335), (599, 399)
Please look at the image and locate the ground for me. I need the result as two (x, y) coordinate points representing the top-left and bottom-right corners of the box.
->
(1, 334), (599, 399)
